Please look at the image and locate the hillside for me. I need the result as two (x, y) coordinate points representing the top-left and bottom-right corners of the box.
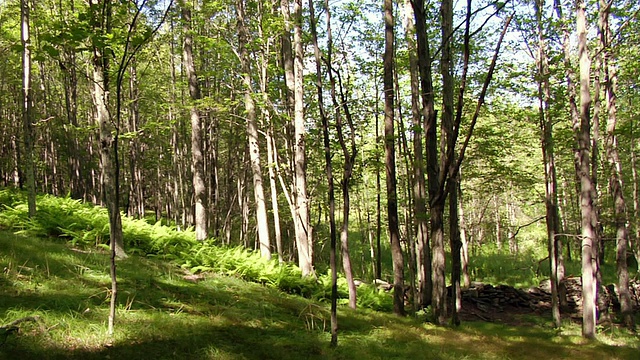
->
(0, 231), (637, 360)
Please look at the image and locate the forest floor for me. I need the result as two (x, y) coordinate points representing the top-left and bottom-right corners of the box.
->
(0, 231), (638, 360)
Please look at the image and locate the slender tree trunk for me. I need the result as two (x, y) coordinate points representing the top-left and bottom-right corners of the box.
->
(180, 2), (208, 241)
(436, 0), (456, 325)
(404, 0), (431, 308)
(599, 0), (634, 331)
(89, 0), (125, 337)
(128, 59), (144, 219)
(576, 0), (598, 339)
(458, 183), (470, 288)
(293, 0), (313, 276)
(375, 80), (382, 281)
(535, 0), (562, 328)
(412, 0), (438, 315)
(323, 2), (357, 309)
(309, 0), (338, 344)
(279, 0), (295, 114)
(384, 0), (405, 316)
(631, 120), (640, 264)
(266, 129), (283, 262)
(237, 0), (271, 259)
(21, 0), (35, 218)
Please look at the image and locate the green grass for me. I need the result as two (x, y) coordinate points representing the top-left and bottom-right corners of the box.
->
(0, 231), (638, 360)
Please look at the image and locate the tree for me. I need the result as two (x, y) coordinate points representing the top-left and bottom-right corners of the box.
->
(179, 0), (208, 242)
(576, 0), (598, 339)
(403, 0), (431, 309)
(534, 0), (562, 328)
(384, 0), (405, 317)
(293, 0), (313, 277)
(236, 0), (271, 259)
(599, 0), (634, 331)
(309, 0), (338, 344)
(21, 0), (36, 218)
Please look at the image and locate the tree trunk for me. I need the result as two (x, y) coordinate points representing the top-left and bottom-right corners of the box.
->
(293, 0), (313, 277)
(600, 0), (634, 331)
(411, 0), (437, 315)
(323, 2), (357, 309)
(449, 177), (462, 326)
(404, 0), (431, 308)
(127, 59), (144, 219)
(535, 0), (561, 328)
(237, 0), (271, 259)
(576, 0), (598, 339)
(21, 0), (36, 218)
(384, 0), (405, 316)
(458, 183), (470, 288)
(89, 0), (125, 337)
(309, 0), (338, 344)
(180, 2), (208, 241)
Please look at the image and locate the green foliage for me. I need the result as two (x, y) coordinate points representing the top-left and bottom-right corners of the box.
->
(0, 232), (637, 359)
(0, 190), (392, 312)
(355, 284), (394, 312)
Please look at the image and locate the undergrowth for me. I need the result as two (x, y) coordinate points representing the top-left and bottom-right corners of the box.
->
(0, 189), (392, 311)
(0, 231), (637, 359)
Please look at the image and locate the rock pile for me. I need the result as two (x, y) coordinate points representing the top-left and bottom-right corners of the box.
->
(455, 277), (640, 322)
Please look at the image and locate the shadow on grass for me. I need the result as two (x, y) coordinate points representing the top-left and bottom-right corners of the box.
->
(1, 232), (638, 360)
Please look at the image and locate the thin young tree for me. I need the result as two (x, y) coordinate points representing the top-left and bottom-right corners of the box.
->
(309, 0), (338, 345)
(21, 0), (36, 218)
(323, 1), (357, 309)
(534, 0), (562, 328)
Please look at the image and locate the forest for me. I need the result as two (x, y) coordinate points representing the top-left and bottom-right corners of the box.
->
(0, 0), (639, 357)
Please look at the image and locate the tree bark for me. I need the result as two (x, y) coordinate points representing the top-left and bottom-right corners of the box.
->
(384, 0), (405, 316)
(576, 0), (598, 339)
(309, 0), (338, 345)
(180, 2), (208, 241)
(411, 0), (437, 312)
(599, 0), (635, 331)
(535, 0), (562, 328)
(237, 0), (271, 259)
(404, 0), (431, 308)
(21, 0), (36, 218)
(292, 0), (313, 276)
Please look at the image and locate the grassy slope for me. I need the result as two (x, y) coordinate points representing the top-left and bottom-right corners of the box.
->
(0, 231), (637, 360)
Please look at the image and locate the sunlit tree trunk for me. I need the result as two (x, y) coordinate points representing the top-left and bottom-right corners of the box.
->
(292, 0), (313, 276)
(21, 0), (36, 218)
(89, 0), (125, 337)
(535, 0), (562, 328)
(237, 0), (271, 259)
(256, 6), (283, 262)
(180, 1), (208, 241)
(599, 0), (634, 331)
(576, 0), (598, 339)
(458, 183), (470, 288)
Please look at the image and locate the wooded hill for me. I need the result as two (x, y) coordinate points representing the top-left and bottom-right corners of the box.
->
(1, 0), (639, 343)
